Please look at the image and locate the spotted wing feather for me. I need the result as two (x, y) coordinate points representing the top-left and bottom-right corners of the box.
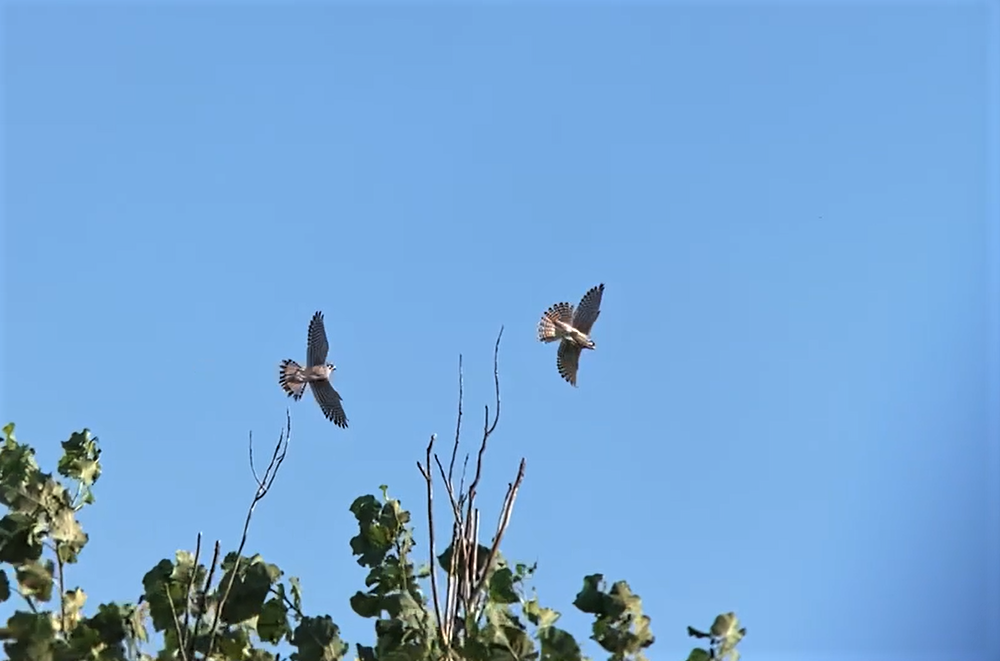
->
(556, 340), (582, 386)
(306, 311), (330, 368)
(572, 284), (604, 335)
(310, 379), (349, 428)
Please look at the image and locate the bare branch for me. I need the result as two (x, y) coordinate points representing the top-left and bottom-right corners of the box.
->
(487, 326), (503, 436)
(166, 584), (188, 661)
(448, 354), (464, 486)
(465, 326), (504, 510)
(56, 552), (66, 637)
(433, 453), (463, 523)
(188, 540), (221, 660)
(471, 457), (526, 614)
(180, 532), (202, 653)
(417, 434), (445, 648)
(205, 410), (291, 657)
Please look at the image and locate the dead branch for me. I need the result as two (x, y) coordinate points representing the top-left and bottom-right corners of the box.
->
(188, 540), (221, 661)
(180, 532), (202, 651)
(470, 457), (526, 614)
(416, 434), (445, 647)
(447, 354), (464, 485)
(417, 326), (528, 651)
(204, 409), (291, 658)
(465, 326), (504, 509)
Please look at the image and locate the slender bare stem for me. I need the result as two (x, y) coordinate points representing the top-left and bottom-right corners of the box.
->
(181, 532), (202, 648)
(448, 354), (464, 486)
(204, 410), (291, 657)
(188, 541), (221, 660)
(166, 584), (188, 661)
(417, 434), (445, 647)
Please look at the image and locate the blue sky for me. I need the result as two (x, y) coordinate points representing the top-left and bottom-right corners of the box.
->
(2, 3), (998, 660)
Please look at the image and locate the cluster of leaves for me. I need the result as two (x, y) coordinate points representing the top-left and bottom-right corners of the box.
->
(1, 416), (745, 661)
(345, 485), (661, 661)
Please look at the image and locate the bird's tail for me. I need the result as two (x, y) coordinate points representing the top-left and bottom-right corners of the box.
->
(278, 359), (308, 400)
(537, 302), (575, 342)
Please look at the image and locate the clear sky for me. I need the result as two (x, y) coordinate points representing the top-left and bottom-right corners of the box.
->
(2, 3), (998, 660)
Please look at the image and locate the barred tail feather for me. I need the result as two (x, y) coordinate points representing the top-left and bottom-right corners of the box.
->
(537, 302), (575, 342)
(278, 359), (307, 400)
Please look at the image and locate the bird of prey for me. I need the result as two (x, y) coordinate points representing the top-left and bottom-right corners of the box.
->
(536, 283), (605, 386)
(278, 311), (349, 428)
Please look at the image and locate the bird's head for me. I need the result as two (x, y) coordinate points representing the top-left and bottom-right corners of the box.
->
(326, 363), (337, 375)
(585, 338), (597, 350)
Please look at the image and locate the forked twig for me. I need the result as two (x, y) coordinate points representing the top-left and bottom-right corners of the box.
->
(465, 327), (503, 509)
(418, 325), (524, 650)
(471, 457), (526, 613)
(204, 410), (291, 657)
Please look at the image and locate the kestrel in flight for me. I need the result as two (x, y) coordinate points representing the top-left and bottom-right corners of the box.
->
(278, 311), (349, 428)
(536, 283), (605, 386)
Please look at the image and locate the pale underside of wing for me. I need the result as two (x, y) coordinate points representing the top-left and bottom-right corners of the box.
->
(310, 379), (349, 428)
(556, 340), (582, 386)
(572, 283), (605, 335)
(306, 310), (330, 368)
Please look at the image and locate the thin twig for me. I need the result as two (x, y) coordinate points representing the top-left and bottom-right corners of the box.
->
(448, 355), (464, 486)
(417, 434), (445, 648)
(465, 326), (503, 509)
(205, 410), (291, 657)
(166, 584), (189, 661)
(188, 541), (221, 660)
(181, 533), (202, 648)
(433, 454), (463, 523)
(471, 457), (526, 615)
(56, 552), (66, 635)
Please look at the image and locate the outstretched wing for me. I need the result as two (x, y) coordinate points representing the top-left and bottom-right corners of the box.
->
(306, 311), (329, 368)
(556, 340), (582, 387)
(310, 379), (349, 428)
(572, 284), (604, 335)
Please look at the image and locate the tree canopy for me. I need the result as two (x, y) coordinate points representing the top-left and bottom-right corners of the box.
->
(0, 334), (746, 661)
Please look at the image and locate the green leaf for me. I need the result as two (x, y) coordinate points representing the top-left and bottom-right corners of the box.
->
(61, 587), (88, 631)
(537, 626), (581, 661)
(489, 567), (520, 605)
(50, 507), (89, 564)
(523, 598), (560, 629)
(216, 627), (252, 659)
(0, 513), (44, 565)
(16, 559), (54, 602)
(289, 615), (348, 661)
(57, 429), (102, 504)
(0, 569), (10, 602)
(3, 610), (56, 661)
(218, 555), (277, 625)
(140, 559), (186, 634)
(710, 612), (738, 638)
(258, 596), (291, 644)
(571, 574), (605, 615)
(350, 591), (382, 618)
(289, 575), (303, 613)
(82, 602), (131, 647)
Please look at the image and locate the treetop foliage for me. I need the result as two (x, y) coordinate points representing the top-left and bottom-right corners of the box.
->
(1, 332), (746, 660)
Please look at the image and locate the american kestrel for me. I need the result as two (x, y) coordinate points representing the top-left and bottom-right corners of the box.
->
(278, 311), (349, 428)
(536, 283), (605, 387)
